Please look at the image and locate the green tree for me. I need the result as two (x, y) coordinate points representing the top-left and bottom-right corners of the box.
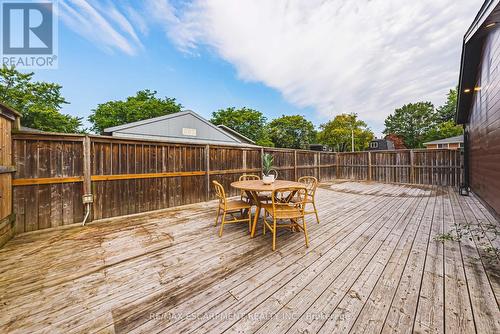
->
(267, 115), (316, 149)
(317, 113), (374, 152)
(436, 88), (457, 122)
(210, 107), (273, 146)
(383, 102), (436, 148)
(88, 89), (182, 133)
(0, 66), (82, 133)
(423, 120), (463, 143)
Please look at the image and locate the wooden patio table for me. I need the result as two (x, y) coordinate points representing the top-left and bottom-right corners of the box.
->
(230, 180), (306, 238)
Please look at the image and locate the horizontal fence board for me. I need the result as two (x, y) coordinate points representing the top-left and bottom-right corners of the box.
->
(10, 133), (463, 234)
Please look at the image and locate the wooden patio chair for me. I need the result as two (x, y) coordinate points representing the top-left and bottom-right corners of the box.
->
(238, 174), (271, 204)
(212, 180), (252, 237)
(296, 176), (320, 224)
(261, 186), (309, 251)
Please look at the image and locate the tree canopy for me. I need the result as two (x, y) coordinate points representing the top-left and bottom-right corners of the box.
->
(384, 133), (406, 149)
(267, 115), (316, 149)
(210, 107), (273, 146)
(383, 102), (437, 148)
(436, 88), (457, 123)
(423, 120), (463, 143)
(317, 113), (374, 152)
(0, 66), (82, 133)
(88, 89), (182, 134)
(383, 89), (463, 148)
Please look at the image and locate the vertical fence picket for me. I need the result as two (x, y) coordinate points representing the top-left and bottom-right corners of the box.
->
(9, 132), (464, 234)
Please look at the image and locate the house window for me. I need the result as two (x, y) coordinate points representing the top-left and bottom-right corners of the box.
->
(437, 143), (448, 148)
(459, 142), (464, 148)
(370, 141), (378, 149)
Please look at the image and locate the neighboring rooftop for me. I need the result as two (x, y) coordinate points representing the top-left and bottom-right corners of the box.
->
(423, 135), (464, 146)
(103, 110), (258, 147)
(216, 124), (255, 145)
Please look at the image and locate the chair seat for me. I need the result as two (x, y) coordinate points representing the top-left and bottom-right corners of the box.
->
(262, 204), (303, 219)
(222, 199), (252, 211)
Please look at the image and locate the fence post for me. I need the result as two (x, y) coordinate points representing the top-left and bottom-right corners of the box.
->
(410, 149), (415, 184)
(81, 136), (92, 224)
(294, 150), (298, 181)
(83, 136), (92, 196)
(317, 152), (321, 181)
(205, 144), (210, 201)
(367, 151), (372, 181)
(335, 152), (340, 179)
(242, 149), (247, 172)
(261, 148), (264, 177)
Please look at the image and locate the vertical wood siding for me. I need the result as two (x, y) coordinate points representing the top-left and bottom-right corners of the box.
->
(468, 27), (500, 215)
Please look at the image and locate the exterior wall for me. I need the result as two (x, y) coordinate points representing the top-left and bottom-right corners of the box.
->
(425, 143), (461, 150)
(467, 27), (500, 216)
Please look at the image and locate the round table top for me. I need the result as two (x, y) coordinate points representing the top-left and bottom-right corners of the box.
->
(230, 179), (305, 192)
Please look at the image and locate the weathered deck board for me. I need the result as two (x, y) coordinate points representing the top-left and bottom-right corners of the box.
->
(413, 188), (445, 333)
(208, 186), (419, 334)
(0, 182), (498, 334)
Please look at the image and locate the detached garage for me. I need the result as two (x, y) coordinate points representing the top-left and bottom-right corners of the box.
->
(103, 110), (256, 147)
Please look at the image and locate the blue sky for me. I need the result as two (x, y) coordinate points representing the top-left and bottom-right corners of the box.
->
(32, 0), (483, 135)
(35, 15), (317, 132)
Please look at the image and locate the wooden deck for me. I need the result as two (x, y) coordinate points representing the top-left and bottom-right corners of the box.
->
(0, 182), (499, 333)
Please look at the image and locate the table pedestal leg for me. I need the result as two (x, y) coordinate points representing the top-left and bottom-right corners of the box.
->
(249, 191), (261, 238)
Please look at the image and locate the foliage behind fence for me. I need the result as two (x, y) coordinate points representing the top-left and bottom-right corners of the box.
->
(11, 132), (462, 233)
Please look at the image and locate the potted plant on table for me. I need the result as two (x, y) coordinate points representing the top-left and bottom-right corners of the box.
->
(262, 153), (278, 184)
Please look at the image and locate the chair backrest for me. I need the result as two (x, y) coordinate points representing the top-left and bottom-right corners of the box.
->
(239, 174), (260, 200)
(271, 186), (307, 217)
(298, 176), (318, 197)
(239, 174), (260, 181)
(212, 180), (226, 207)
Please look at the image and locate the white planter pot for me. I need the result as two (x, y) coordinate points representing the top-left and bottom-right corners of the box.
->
(262, 174), (275, 184)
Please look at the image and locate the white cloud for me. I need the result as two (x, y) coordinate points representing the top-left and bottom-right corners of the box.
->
(59, 0), (142, 55)
(157, 0), (482, 131)
(57, 0), (483, 133)
(124, 6), (149, 36)
(144, 0), (203, 53)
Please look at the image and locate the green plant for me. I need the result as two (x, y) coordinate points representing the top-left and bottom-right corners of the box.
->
(262, 153), (274, 176)
(433, 232), (456, 242)
(484, 245), (500, 258)
(434, 219), (500, 264)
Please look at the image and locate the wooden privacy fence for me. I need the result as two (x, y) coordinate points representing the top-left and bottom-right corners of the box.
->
(0, 106), (18, 247)
(11, 132), (462, 234)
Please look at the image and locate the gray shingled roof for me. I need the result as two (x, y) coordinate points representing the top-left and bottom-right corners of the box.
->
(423, 135), (464, 145)
(103, 110), (259, 147)
(216, 124), (255, 144)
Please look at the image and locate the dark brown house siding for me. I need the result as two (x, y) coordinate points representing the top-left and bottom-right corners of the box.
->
(467, 27), (500, 215)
